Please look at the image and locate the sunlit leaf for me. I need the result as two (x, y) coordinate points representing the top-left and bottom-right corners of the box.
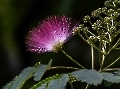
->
(34, 59), (52, 81)
(101, 72), (120, 83)
(30, 74), (62, 89)
(70, 69), (103, 86)
(2, 77), (17, 89)
(114, 70), (120, 76)
(2, 67), (36, 89)
(36, 84), (47, 89)
(48, 74), (69, 89)
(59, 74), (69, 89)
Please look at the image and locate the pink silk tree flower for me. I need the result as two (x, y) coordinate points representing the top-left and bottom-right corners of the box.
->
(26, 15), (79, 53)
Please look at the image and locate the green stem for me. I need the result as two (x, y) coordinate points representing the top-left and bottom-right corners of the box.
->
(107, 25), (112, 42)
(103, 56), (120, 69)
(69, 81), (74, 89)
(101, 55), (105, 70)
(101, 37), (120, 70)
(60, 48), (85, 69)
(89, 21), (92, 25)
(107, 38), (120, 55)
(100, 41), (106, 70)
(101, 68), (120, 72)
(87, 30), (110, 43)
(47, 66), (79, 70)
(87, 30), (96, 37)
(78, 32), (106, 55)
(99, 15), (113, 38)
(99, 36), (102, 70)
(114, 47), (120, 50)
(91, 46), (94, 69)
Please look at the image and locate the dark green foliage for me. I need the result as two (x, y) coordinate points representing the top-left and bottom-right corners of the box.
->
(114, 70), (120, 76)
(59, 74), (69, 89)
(101, 72), (120, 83)
(70, 69), (103, 86)
(2, 60), (52, 89)
(2, 67), (36, 89)
(33, 59), (52, 81)
(70, 69), (120, 86)
(2, 77), (17, 89)
(2, 66), (120, 89)
(30, 74), (63, 89)
(47, 74), (68, 89)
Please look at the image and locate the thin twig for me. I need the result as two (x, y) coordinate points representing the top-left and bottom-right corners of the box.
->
(100, 41), (106, 70)
(99, 35), (102, 70)
(47, 66), (79, 71)
(69, 81), (74, 89)
(60, 48), (85, 69)
(78, 33), (106, 55)
(103, 56), (120, 69)
(101, 68), (120, 72)
(107, 38), (120, 55)
(91, 46), (94, 69)
(87, 30), (96, 37)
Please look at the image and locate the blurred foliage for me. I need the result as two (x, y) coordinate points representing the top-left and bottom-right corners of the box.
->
(1, 0), (120, 89)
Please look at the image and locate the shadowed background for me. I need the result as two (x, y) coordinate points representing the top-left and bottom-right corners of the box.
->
(0, 0), (120, 89)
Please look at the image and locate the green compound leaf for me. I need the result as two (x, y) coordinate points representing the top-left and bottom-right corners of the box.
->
(114, 70), (120, 76)
(103, 70), (120, 87)
(2, 82), (12, 89)
(34, 59), (52, 81)
(59, 74), (69, 89)
(30, 74), (62, 89)
(48, 79), (60, 89)
(11, 67), (36, 89)
(36, 84), (48, 89)
(101, 72), (120, 83)
(70, 69), (103, 86)
(47, 74), (69, 89)
(2, 67), (36, 89)
(2, 77), (17, 89)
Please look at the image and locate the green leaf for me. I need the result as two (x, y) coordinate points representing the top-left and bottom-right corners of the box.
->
(47, 79), (59, 89)
(36, 84), (47, 89)
(114, 70), (120, 76)
(34, 62), (41, 68)
(59, 74), (69, 89)
(103, 71), (120, 87)
(34, 59), (52, 81)
(2, 82), (12, 89)
(101, 72), (120, 83)
(2, 67), (36, 89)
(70, 69), (103, 86)
(2, 60), (52, 89)
(48, 74), (69, 89)
(11, 67), (36, 89)
(30, 74), (62, 89)
(2, 77), (17, 89)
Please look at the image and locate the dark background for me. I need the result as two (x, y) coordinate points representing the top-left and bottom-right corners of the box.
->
(0, 0), (120, 89)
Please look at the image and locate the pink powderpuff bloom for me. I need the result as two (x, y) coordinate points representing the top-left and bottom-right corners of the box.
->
(26, 15), (79, 53)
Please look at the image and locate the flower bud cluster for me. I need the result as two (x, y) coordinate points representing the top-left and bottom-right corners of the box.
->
(81, 0), (120, 45)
